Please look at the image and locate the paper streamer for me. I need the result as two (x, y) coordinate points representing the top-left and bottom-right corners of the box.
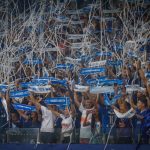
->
(74, 85), (89, 92)
(80, 67), (105, 75)
(113, 108), (135, 118)
(10, 90), (29, 98)
(28, 85), (52, 93)
(13, 103), (36, 112)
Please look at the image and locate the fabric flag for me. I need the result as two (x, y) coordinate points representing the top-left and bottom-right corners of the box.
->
(80, 67), (105, 75)
(13, 103), (36, 112)
(28, 85), (52, 93)
(113, 108), (135, 118)
(74, 85), (89, 92)
(10, 90), (29, 98)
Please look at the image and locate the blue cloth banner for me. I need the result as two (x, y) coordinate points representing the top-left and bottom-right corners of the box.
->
(99, 79), (123, 86)
(28, 85), (51, 93)
(104, 93), (121, 106)
(107, 60), (122, 66)
(145, 72), (150, 78)
(23, 59), (43, 65)
(44, 97), (70, 106)
(80, 67), (105, 75)
(20, 82), (33, 88)
(10, 90), (29, 98)
(96, 52), (112, 57)
(86, 76), (108, 85)
(56, 64), (74, 70)
(12, 103), (36, 112)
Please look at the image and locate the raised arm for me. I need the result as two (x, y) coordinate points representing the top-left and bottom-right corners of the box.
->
(74, 91), (81, 108)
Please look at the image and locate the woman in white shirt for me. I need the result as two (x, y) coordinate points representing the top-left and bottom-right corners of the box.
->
(50, 104), (75, 143)
(30, 94), (56, 144)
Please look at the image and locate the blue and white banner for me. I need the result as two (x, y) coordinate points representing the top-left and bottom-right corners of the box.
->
(90, 86), (114, 94)
(20, 82), (33, 88)
(23, 59), (43, 65)
(13, 103), (36, 112)
(126, 85), (145, 93)
(44, 97), (70, 105)
(55, 64), (74, 70)
(145, 72), (150, 78)
(96, 52), (112, 57)
(86, 76), (108, 85)
(107, 60), (123, 66)
(99, 79), (123, 86)
(28, 85), (52, 93)
(80, 67), (105, 75)
(10, 90), (29, 98)
(104, 93), (122, 106)
(50, 80), (67, 86)
(74, 85), (89, 92)
(89, 60), (107, 67)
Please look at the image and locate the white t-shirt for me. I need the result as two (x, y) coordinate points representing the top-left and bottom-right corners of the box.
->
(79, 103), (93, 139)
(40, 106), (56, 133)
(60, 114), (73, 137)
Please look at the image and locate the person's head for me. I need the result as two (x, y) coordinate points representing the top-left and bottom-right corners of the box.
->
(137, 96), (148, 111)
(118, 101), (128, 113)
(11, 112), (19, 123)
(121, 86), (126, 96)
(64, 106), (70, 116)
(47, 104), (57, 111)
(82, 93), (92, 108)
(31, 112), (38, 121)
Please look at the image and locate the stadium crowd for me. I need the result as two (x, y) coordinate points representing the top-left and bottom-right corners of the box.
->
(0, 0), (150, 146)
